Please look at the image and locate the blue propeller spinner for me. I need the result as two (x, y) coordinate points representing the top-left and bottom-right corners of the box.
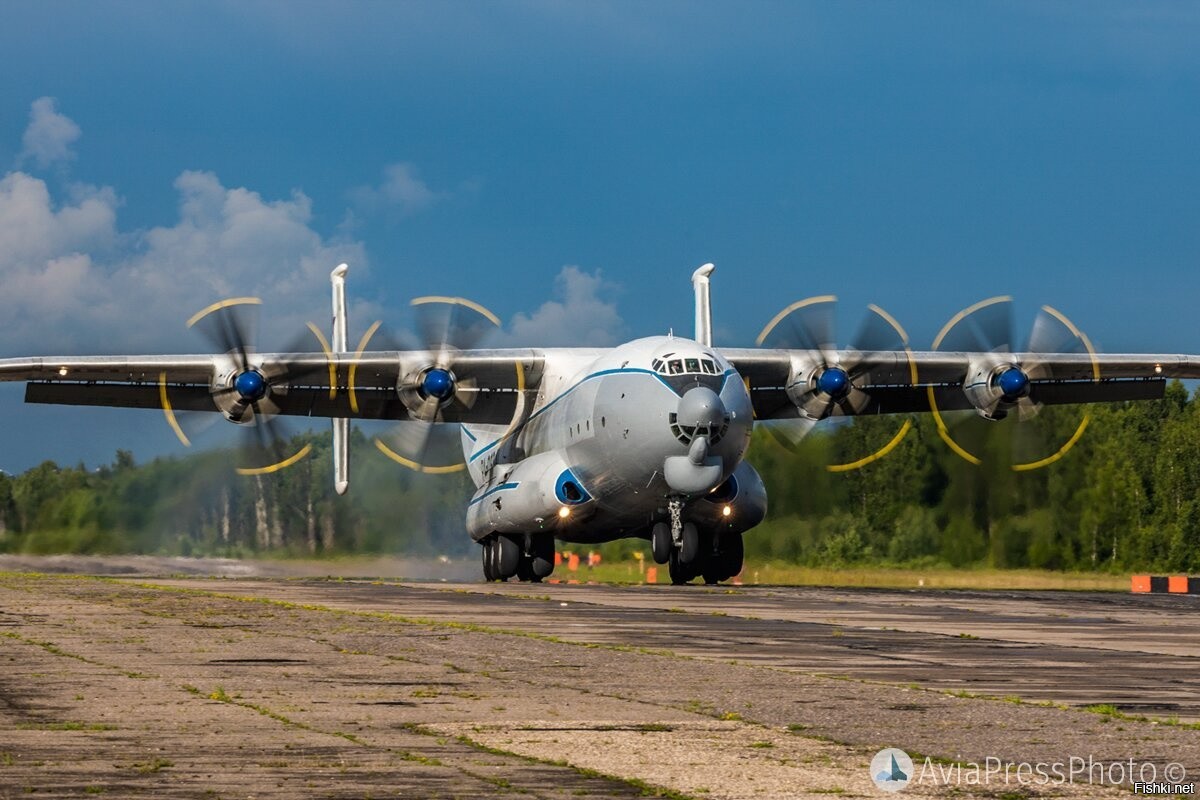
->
(233, 369), (268, 401)
(996, 366), (1029, 400)
(420, 367), (456, 401)
(816, 366), (850, 397)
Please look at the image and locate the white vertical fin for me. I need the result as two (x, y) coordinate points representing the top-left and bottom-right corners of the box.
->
(691, 263), (715, 346)
(331, 263), (350, 495)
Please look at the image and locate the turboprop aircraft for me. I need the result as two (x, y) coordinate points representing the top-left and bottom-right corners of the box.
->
(0, 264), (1191, 583)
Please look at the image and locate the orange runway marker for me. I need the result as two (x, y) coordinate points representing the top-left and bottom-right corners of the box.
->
(646, 567), (657, 584)
(1169, 575), (1189, 593)
(1131, 575), (1152, 593)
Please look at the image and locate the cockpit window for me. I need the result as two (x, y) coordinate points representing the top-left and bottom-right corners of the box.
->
(654, 355), (721, 376)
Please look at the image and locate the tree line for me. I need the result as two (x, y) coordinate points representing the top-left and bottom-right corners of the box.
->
(1, 384), (1198, 572)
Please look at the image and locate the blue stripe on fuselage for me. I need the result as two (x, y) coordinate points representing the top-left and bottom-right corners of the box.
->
(467, 481), (520, 506)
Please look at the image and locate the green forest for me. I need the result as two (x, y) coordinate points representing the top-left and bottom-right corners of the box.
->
(2, 383), (1200, 573)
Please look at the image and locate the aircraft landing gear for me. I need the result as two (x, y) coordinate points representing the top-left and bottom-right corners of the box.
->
(480, 533), (555, 582)
(481, 534), (520, 581)
(702, 530), (744, 585)
(523, 533), (555, 582)
(666, 527), (744, 586)
(651, 522), (671, 564)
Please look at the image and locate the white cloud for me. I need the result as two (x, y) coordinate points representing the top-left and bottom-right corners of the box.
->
(503, 266), (625, 347)
(0, 168), (366, 353)
(18, 97), (82, 170)
(350, 162), (443, 216)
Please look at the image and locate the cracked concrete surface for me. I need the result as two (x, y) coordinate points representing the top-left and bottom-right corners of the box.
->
(1, 573), (1194, 798)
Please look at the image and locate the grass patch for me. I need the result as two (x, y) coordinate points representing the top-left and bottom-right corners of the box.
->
(132, 757), (173, 774)
(560, 562), (1129, 591)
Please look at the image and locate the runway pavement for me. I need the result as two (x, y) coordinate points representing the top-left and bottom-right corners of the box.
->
(0, 573), (1196, 798)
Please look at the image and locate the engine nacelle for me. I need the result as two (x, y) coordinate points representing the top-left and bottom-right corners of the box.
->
(465, 451), (593, 539)
(209, 355), (287, 424)
(693, 460), (768, 534)
(784, 353), (850, 419)
(962, 359), (1030, 421)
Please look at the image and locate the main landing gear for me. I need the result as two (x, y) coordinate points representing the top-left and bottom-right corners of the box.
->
(651, 516), (743, 585)
(481, 533), (555, 582)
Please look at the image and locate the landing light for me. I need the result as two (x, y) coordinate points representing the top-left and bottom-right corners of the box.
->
(722, 505), (733, 518)
(558, 506), (571, 519)
(58, 367), (68, 376)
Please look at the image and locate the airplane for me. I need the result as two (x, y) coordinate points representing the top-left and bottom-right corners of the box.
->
(0, 263), (1191, 584)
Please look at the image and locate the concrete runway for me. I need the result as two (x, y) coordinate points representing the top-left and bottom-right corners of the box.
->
(0, 573), (1197, 798)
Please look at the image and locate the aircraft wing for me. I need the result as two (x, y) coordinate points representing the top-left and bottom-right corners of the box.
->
(0, 350), (546, 425)
(721, 348), (1196, 420)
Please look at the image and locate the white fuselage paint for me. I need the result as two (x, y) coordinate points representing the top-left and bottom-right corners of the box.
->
(462, 336), (767, 545)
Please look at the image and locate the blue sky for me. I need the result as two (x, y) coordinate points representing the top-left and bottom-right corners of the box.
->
(1, 2), (1199, 471)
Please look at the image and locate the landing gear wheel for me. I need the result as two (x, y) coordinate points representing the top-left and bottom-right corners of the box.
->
(529, 534), (555, 580)
(495, 535), (520, 580)
(668, 548), (695, 585)
(718, 531), (744, 582)
(679, 522), (700, 564)
(481, 538), (496, 581)
(651, 522), (672, 565)
(489, 537), (504, 581)
(516, 559), (535, 582)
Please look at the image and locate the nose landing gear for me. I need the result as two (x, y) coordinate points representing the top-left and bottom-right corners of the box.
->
(652, 499), (744, 585)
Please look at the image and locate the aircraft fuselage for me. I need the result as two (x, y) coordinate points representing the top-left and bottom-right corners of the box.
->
(463, 336), (766, 547)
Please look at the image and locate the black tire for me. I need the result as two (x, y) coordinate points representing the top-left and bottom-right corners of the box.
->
(651, 522), (672, 565)
(668, 548), (694, 585)
(481, 538), (496, 581)
(530, 534), (555, 579)
(679, 522), (700, 564)
(495, 535), (521, 580)
(718, 531), (744, 582)
(488, 537), (505, 581)
(516, 558), (535, 582)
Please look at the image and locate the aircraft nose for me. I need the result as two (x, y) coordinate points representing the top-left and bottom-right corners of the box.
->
(676, 386), (726, 430)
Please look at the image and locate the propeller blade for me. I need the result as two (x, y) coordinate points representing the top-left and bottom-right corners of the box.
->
(235, 404), (312, 476)
(375, 421), (467, 474)
(934, 296), (1013, 354)
(931, 298), (1097, 470)
(368, 295), (523, 476)
(187, 297), (262, 371)
(758, 297), (914, 471)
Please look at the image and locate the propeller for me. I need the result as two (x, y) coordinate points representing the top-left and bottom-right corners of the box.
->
(756, 296), (916, 472)
(928, 296), (1100, 471)
(159, 297), (331, 475)
(352, 296), (526, 474)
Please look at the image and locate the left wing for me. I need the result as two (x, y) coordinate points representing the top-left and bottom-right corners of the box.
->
(722, 348), (1191, 420)
(0, 350), (545, 424)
